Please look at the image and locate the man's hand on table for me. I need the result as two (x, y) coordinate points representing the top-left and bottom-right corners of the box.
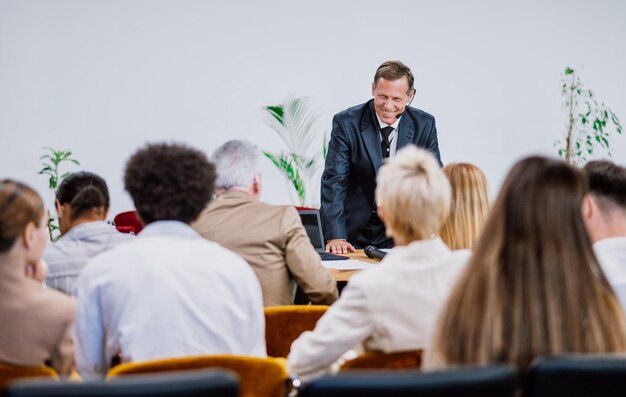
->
(326, 239), (356, 254)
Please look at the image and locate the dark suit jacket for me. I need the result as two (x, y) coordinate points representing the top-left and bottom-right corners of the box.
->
(320, 99), (442, 247)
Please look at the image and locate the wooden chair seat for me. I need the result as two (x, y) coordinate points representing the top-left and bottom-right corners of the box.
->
(107, 355), (287, 397)
(264, 305), (328, 358)
(0, 363), (57, 390)
(340, 349), (423, 370)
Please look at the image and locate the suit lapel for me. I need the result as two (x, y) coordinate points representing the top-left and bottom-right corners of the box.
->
(362, 100), (383, 170)
(396, 110), (415, 149)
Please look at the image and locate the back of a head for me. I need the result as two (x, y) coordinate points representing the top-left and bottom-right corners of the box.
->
(439, 163), (490, 250)
(56, 171), (110, 219)
(375, 146), (450, 242)
(124, 143), (216, 225)
(212, 140), (262, 190)
(584, 160), (626, 212)
(431, 156), (626, 369)
(0, 180), (44, 253)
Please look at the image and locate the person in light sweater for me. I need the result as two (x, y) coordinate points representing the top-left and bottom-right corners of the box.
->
(287, 146), (470, 380)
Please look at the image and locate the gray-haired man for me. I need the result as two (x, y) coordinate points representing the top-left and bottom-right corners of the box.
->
(193, 140), (338, 306)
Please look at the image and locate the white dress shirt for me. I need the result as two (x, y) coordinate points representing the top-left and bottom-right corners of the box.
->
(287, 237), (470, 380)
(74, 221), (266, 380)
(595, 237), (626, 310)
(45, 221), (133, 295)
(376, 113), (401, 157)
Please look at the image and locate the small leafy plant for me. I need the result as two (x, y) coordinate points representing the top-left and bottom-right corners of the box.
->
(556, 67), (623, 165)
(262, 95), (327, 206)
(38, 147), (80, 240)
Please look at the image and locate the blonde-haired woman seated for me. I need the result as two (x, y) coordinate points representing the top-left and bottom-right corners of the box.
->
(428, 156), (626, 370)
(0, 180), (75, 376)
(439, 163), (490, 250)
(287, 146), (470, 381)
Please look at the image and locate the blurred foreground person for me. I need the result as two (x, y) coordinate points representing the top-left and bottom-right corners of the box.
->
(45, 171), (131, 295)
(0, 180), (75, 375)
(428, 156), (626, 370)
(74, 143), (266, 379)
(288, 146), (469, 381)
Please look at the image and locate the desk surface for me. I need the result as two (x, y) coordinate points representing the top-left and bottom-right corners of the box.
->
(327, 249), (380, 282)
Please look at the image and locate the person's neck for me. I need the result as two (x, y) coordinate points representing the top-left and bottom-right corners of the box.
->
(217, 187), (256, 199)
(68, 214), (105, 230)
(595, 221), (626, 242)
(0, 244), (29, 277)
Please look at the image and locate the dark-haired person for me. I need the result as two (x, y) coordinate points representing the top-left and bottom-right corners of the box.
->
(583, 160), (626, 308)
(0, 180), (75, 376)
(74, 143), (266, 380)
(321, 60), (442, 254)
(44, 171), (132, 295)
(427, 156), (626, 370)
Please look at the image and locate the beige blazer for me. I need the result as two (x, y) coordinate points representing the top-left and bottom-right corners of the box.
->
(193, 191), (338, 306)
(0, 263), (76, 376)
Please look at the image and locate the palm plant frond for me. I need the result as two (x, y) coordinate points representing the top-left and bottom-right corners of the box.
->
(262, 95), (327, 206)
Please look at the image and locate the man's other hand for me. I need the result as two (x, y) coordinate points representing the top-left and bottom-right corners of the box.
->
(326, 239), (356, 254)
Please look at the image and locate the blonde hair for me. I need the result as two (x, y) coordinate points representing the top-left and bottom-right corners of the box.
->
(376, 146), (450, 242)
(430, 156), (626, 369)
(439, 163), (490, 249)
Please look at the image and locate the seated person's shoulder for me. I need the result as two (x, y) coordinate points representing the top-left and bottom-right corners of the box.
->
(30, 284), (76, 321)
(448, 248), (472, 265)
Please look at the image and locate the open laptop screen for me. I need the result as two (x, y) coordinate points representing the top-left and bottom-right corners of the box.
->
(298, 210), (325, 252)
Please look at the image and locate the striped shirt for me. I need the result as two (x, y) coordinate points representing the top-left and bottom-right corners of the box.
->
(44, 221), (133, 295)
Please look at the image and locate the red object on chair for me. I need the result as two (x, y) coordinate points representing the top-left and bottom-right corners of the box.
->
(114, 211), (144, 235)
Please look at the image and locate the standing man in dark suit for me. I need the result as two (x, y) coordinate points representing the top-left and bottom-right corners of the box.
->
(321, 60), (442, 254)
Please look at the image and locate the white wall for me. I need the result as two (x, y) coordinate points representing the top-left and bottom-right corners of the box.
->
(1, 0), (625, 217)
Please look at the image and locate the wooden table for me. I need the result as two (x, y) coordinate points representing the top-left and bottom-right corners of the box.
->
(328, 249), (381, 282)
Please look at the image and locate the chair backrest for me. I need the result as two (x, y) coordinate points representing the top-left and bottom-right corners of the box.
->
(107, 355), (287, 397)
(0, 363), (57, 391)
(4, 369), (237, 397)
(340, 350), (423, 370)
(523, 354), (626, 397)
(113, 210), (143, 234)
(301, 365), (518, 397)
(264, 305), (328, 358)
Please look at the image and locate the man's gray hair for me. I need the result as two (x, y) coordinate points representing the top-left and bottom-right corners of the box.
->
(212, 140), (262, 189)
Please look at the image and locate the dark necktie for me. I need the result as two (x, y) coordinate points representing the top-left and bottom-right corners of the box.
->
(381, 126), (394, 158)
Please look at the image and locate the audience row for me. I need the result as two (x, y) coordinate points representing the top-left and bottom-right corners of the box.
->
(1, 140), (625, 384)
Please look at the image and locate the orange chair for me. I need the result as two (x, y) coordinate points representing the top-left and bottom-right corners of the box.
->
(0, 363), (58, 390)
(107, 355), (287, 397)
(339, 349), (423, 370)
(264, 305), (328, 358)
(113, 210), (143, 235)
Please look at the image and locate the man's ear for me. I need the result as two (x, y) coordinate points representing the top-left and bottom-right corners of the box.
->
(55, 199), (63, 217)
(371, 82), (376, 96)
(252, 173), (262, 198)
(582, 195), (594, 221)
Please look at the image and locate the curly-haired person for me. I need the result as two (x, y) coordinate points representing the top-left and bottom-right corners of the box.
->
(74, 143), (266, 380)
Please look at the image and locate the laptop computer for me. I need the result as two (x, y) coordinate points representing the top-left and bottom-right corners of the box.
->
(298, 209), (349, 261)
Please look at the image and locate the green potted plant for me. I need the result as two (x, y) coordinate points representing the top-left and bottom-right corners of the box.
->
(38, 147), (80, 240)
(262, 95), (327, 207)
(556, 67), (622, 165)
